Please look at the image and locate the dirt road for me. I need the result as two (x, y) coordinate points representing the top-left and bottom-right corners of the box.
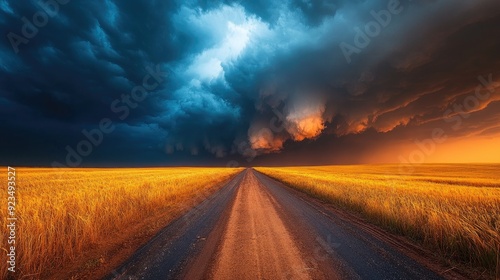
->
(108, 169), (457, 280)
(202, 169), (338, 280)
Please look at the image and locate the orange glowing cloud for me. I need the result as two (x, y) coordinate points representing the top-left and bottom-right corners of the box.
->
(373, 117), (412, 133)
(347, 121), (368, 134)
(248, 96), (328, 154)
(248, 122), (285, 152)
(249, 133), (284, 151)
(286, 115), (325, 141)
(285, 99), (326, 141)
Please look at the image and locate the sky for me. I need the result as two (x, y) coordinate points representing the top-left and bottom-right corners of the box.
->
(1, 0), (499, 167)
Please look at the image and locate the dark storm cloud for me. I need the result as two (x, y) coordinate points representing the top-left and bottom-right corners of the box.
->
(1, 0), (499, 166)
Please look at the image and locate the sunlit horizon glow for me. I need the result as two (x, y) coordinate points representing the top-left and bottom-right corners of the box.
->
(362, 135), (500, 164)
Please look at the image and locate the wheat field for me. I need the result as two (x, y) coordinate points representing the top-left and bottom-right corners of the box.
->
(0, 167), (241, 279)
(256, 164), (500, 275)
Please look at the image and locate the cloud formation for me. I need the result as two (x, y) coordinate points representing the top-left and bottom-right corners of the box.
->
(1, 0), (499, 166)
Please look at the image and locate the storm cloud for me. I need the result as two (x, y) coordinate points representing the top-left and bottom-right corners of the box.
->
(1, 0), (499, 166)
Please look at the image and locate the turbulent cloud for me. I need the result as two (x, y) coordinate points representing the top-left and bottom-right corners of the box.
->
(285, 103), (326, 141)
(1, 0), (499, 166)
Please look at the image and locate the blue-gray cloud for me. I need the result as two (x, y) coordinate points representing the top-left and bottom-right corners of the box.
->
(1, 0), (499, 166)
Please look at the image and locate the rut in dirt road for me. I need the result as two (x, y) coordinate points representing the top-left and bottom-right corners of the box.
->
(208, 170), (324, 280)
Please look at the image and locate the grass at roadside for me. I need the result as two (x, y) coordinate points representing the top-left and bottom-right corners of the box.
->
(0, 167), (242, 279)
(255, 164), (500, 276)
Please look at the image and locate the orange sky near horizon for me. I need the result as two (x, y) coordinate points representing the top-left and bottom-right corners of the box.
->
(365, 134), (500, 164)
(425, 136), (500, 163)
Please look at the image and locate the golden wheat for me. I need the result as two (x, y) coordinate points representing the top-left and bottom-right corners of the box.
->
(256, 164), (500, 274)
(0, 167), (241, 279)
